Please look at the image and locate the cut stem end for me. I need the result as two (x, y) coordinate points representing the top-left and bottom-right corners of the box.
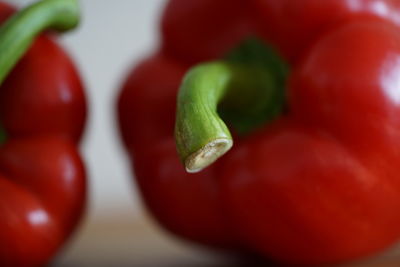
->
(185, 138), (233, 173)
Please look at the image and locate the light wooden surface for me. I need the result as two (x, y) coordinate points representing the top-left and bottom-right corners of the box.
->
(55, 214), (400, 267)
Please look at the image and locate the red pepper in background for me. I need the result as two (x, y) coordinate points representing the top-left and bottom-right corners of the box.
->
(0, 1), (87, 266)
(118, 0), (400, 264)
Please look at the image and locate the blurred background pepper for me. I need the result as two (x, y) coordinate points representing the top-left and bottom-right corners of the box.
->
(0, 0), (87, 266)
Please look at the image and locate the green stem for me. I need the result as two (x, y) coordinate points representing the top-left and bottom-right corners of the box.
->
(0, 0), (79, 143)
(175, 62), (281, 173)
(0, 0), (80, 85)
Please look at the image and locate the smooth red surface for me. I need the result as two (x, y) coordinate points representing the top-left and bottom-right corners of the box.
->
(161, 0), (253, 64)
(0, 138), (86, 267)
(0, 35), (87, 143)
(223, 19), (400, 264)
(252, 0), (400, 62)
(0, 2), (87, 267)
(118, 0), (400, 265)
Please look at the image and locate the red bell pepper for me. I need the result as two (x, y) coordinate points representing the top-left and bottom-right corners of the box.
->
(118, 0), (400, 264)
(0, 1), (87, 266)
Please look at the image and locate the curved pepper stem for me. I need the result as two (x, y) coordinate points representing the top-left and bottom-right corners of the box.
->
(175, 61), (282, 173)
(175, 39), (287, 173)
(0, 0), (79, 85)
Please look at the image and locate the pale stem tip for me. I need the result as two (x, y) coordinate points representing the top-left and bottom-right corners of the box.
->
(184, 138), (233, 173)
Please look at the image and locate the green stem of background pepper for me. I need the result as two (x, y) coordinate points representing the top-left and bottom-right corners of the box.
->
(0, 0), (80, 142)
(175, 61), (283, 173)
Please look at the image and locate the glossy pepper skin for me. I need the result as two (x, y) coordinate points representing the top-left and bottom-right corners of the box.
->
(221, 19), (400, 264)
(0, 2), (86, 266)
(251, 0), (400, 62)
(118, 0), (400, 264)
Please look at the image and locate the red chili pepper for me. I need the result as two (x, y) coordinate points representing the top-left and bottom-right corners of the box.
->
(0, 1), (86, 266)
(118, 0), (400, 264)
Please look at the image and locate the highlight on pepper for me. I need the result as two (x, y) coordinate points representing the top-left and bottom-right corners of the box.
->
(0, 0), (87, 266)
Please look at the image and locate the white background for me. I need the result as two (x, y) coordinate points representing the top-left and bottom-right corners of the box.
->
(14, 0), (166, 220)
